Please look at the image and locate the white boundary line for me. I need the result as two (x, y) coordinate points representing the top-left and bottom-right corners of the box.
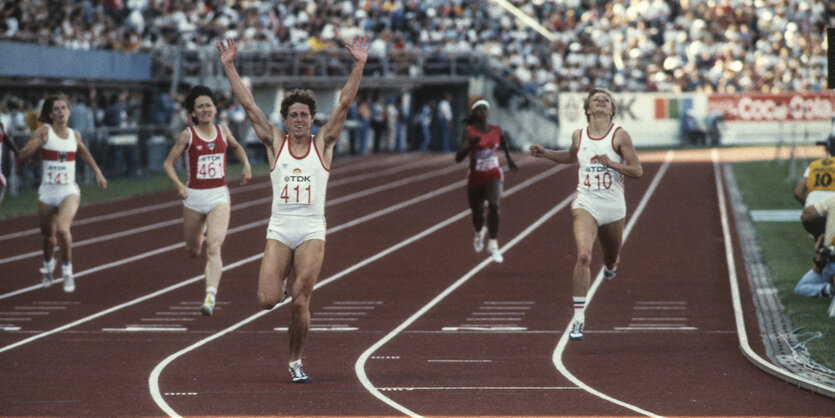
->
(354, 194), (574, 418)
(550, 149), (674, 418)
(0, 156), (458, 263)
(148, 164), (564, 417)
(0, 158), (496, 298)
(711, 149), (835, 397)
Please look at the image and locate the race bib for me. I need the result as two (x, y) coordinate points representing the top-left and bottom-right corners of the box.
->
(474, 150), (499, 172)
(43, 162), (74, 185)
(279, 174), (313, 205)
(197, 154), (225, 180)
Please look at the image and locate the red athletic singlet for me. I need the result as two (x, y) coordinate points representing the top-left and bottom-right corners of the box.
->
(466, 124), (503, 187)
(185, 124), (227, 189)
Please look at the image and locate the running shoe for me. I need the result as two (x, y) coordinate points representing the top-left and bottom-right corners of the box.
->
(289, 361), (311, 383)
(603, 267), (617, 281)
(200, 292), (216, 316)
(473, 228), (487, 253)
(569, 320), (584, 341)
(63, 273), (75, 293)
(40, 266), (53, 288)
(487, 239), (503, 263)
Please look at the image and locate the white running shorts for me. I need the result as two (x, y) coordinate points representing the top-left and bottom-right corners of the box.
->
(39, 183), (80, 207)
(266, 214), (327, 250)
(184, 186), (230, 215)
(571, 191), (625, 226)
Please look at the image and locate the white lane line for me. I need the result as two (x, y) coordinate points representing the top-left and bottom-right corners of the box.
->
(0, 159), (515, 300)
(712, 149), (835, 397)
(102, 327), (188, 332)
(149, 163), (563, 418)
(0, 155), (432, 242)
(355, 192), (575, 417)
(0, 161), (460, 265)
(272, 327), (359, 332)
(378, 386), (579, 391)
(551, 149), (674, 418)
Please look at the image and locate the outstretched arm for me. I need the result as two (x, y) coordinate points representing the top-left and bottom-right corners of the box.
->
(529, 130), (579, 164)
(218, 39), (279, 150)
(317, 38), (370, 153)
(74, 131), (107, 191)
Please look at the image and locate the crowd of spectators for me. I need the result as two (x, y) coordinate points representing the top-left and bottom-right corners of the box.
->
(2, 0), (832, 105)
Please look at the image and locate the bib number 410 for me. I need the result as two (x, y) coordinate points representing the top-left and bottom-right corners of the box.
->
(584, 172), (612, 190)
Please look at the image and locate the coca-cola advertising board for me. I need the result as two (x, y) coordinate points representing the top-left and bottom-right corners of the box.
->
(709, 93), (835, 122)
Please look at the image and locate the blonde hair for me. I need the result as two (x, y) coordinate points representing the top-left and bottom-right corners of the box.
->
(582, 88), (615, 122)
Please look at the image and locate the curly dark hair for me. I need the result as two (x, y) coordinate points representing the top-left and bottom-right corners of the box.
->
(38, 94), (71, 124)
(184, 85), (218, 117)
(280, 89), (317, 119)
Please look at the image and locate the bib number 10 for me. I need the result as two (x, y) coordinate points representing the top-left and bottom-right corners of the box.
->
(281, 184), (312, 204)
(584, 172), (612, 190)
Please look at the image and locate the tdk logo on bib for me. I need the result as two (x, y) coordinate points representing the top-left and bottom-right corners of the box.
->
(285, 175), (312, 182)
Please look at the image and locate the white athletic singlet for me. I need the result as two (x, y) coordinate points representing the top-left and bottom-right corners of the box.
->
(270, 135), (329, 217)
(40, 125), (78, 186)
(575, 123), (625, 201)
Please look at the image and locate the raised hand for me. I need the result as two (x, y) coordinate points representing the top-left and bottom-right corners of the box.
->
(217, 38), (238, 65)
(345, 37), (370, 65)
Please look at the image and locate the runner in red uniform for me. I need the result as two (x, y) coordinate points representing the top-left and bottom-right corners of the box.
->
(455, 99), (517, 263)
(163, 85), (252, 316)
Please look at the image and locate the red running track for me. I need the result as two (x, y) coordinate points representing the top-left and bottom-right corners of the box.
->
(0, 151), (831, 416)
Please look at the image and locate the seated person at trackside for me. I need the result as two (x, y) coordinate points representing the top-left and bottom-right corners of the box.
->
(797, 194), (835, 298)
(793, 136), (835, 240)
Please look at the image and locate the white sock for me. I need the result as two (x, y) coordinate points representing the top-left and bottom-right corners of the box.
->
(62, 261), (72, 276)
(573, 296), (586, 322)
(289, 359), (302, 368)
(206, 286), (217, 295)
(44, 258), (55, 271)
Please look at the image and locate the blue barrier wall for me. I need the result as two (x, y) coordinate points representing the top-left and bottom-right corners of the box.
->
(0, 41), (151, 81)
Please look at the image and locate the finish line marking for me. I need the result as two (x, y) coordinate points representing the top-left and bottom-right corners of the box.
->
(441, 326), (527, 331)
(379, 386), (580, 391)
(272, 327), (358, 332)
(102, 327), (188, 332)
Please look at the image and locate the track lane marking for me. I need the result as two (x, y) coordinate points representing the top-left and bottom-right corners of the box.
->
(355, 189), (575, 417)
(0, 157), (529, 299)
(0, 157), (460, 264)
(0, 154), (423, 242)
(148, 163), (565, 417)
(712, 149), (835, 398)
(550, 149), (673, 418)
